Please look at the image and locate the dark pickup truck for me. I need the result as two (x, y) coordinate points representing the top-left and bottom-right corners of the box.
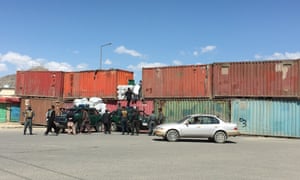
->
(55, 108), (102, 133)
(110, 106), (149, 132)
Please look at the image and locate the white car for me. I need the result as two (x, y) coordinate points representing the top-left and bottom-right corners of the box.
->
(153, 114), (240, 143)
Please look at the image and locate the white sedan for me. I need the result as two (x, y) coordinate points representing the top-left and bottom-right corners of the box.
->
(153, 114), (240, 143)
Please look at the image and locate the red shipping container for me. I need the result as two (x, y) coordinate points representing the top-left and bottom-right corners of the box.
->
(63, 69), (133, 99)
(16, 71), (64, 98)
(212, 59), (300, 98)
(142, 65), (212, 98)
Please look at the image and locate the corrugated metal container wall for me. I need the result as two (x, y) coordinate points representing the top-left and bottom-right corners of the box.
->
(10, 105), (20, 122)
(16, 71), (64, 97)
(20, 98), (64, 125)
(212, 59), (300, 98)
(155, 99), (231, 123)
(0, 104), (7, 123)
(231, 99), (300, 138)
(105, 100), (154, 115)
(63, 72), (80, 97)
(63, 70), (133, 99)
(142, 65), (212, 98)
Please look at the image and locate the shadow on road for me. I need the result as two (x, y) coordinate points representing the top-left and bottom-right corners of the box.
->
(152, 138), (237, 144)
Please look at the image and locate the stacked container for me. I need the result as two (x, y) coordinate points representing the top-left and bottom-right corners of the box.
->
(16, 69), (134, 125)
(63, 69), (133, 99)
(142, 59), (300, 138)
(142, 65), (212, 98)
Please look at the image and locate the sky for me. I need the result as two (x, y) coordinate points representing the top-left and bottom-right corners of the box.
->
(1, 0), (300, 82)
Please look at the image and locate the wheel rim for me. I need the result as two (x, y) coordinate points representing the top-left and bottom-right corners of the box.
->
(215, 132), (226, 143)
(167, 130), (179, 142)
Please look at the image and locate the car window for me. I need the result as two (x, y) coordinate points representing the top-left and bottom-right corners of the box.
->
(192, 117), (201, 124)
(177, 116), (191, 123)
(199, 116), (219, 124)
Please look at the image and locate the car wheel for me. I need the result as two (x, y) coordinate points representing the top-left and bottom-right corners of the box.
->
(111, 122), (117, 132)
(214, 131), (227, 143)
(166, 129), (179, 142)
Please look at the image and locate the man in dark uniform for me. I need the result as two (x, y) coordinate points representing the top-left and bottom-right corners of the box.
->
(148, 110), (157, 136)
(124, 88), (133, 107)
(45, 105), (60, 136)
(102, 110), (111, 134)
(131, 107), (140, 136)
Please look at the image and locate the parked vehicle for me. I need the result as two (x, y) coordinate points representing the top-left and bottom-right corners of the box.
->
(110, 106), (149, 132)
(55, 108), (102, 133)
(154, 114), (240, 143)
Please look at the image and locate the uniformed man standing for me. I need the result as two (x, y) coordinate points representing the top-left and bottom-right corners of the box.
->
(80, 108), (91, 134)
(148, 110), (157, 136)
(121, 106), (129, 135)
(23, 106), (34, 135)
(102, 110), (111, 134)
(131, 107), (140, 136)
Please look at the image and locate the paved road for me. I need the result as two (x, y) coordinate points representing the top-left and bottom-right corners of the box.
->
(0, 128), (300, 180)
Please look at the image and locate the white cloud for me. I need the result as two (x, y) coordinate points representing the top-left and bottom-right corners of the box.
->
(104, 59), (112, 65)
(127, 61), (167, 71)
(1, 51), (41, 70)
(114, 46), (143, 57)
(201, 45), (216, 53)
(255, 52), (300, 60)
(0, 63), (7, 71)
(0, 51), (87, 75)
(45, 61), (73, 71)
(76, 63), (88, 70)
(173, 60), (182, 65)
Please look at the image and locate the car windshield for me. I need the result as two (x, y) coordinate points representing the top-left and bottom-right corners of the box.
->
(177, 116), (191, 124)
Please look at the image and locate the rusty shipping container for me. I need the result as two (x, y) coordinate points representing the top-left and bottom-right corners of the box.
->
(63, 69), (134, 99)
(20, 97), (64, 126)
(212, 59), (300, 98)
(16, 71), (64, 98)
(142, 65), (212, 98)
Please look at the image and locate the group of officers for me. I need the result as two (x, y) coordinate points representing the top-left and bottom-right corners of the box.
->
(116, 104), (165, 136)
(23, 104), (165, 136)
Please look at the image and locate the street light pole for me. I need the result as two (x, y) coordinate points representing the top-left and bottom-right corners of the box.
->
(100, 42), (112, 69)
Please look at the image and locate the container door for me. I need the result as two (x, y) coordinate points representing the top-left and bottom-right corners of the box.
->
(0, 104), (7, 123)
(231, 100), (250, 134)
(10, 105), (20, 122)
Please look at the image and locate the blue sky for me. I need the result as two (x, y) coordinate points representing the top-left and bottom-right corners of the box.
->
(1, 0), (300, 81)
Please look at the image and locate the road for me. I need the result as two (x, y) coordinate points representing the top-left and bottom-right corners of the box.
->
(0, 128), (299, 180)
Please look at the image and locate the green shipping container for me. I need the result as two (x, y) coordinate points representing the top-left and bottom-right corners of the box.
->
(155, 99), (231, 123)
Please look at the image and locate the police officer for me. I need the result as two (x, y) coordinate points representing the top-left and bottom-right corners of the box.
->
(131, 107), (140, 136)
(148, 110), (157, 136)
(45, 105), (60, 136)
(121, 106), (129, 135)
(102, 110), (112, 134)
(23, 106), (34, 135)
